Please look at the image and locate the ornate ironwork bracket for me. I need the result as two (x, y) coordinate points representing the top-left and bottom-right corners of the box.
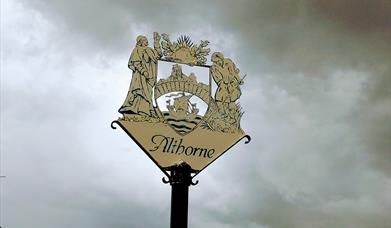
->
(163, 161), (199, 186)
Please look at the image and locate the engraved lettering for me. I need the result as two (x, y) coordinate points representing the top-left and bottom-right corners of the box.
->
(149, 135), (168, 152)
(149, 135), (216, 159)
(207, 149), (215, 158)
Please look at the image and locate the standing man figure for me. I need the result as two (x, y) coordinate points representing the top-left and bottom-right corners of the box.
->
(210, 52), (243, 115)
(119, 33), (162, 117)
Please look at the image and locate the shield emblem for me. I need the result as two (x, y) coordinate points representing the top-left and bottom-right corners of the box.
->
(154, 61), (211, 135)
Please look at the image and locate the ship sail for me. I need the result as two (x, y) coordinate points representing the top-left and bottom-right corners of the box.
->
(173, 94), (193, 114)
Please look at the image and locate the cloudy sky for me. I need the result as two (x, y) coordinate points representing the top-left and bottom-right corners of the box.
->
(1, 0), (390, 227)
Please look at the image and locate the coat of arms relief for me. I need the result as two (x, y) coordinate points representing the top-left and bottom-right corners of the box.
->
(112, 32), (250, 173)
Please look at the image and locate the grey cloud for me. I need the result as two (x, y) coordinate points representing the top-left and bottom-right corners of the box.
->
(3, 0), (391, 227)
(313, 0), (391, 32)
(22, 0), (391, 89)
(22, 0), (211, 57)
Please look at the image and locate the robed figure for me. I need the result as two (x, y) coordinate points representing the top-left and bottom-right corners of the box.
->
(210, 52), (243, 114)
(119, 34), (162, 116)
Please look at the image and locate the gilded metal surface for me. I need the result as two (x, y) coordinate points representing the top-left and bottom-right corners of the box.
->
(113, 32), (250, 174)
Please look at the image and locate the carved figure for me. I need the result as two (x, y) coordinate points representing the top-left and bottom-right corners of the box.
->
(210, 52), (243, 115)
(119, 34), (161, 116)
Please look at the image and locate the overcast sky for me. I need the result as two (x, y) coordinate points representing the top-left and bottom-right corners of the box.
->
(1, 0), (390, 227)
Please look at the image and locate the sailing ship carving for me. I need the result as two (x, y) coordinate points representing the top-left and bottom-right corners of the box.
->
(163, 92), (202, 134)
(155, 63), (207, 135)
(166, 93), (199, 118)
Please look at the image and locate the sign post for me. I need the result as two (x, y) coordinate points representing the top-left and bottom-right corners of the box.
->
(112, 32), (250, 227)
(165, 162), (193, 228)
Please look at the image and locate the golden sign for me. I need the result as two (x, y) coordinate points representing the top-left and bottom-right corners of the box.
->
(112, 32), (250, 174)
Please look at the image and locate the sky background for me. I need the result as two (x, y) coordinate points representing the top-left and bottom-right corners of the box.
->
(1, 0), (390, 227)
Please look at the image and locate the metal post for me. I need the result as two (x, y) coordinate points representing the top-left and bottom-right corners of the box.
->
(164, 161), (196, 228)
